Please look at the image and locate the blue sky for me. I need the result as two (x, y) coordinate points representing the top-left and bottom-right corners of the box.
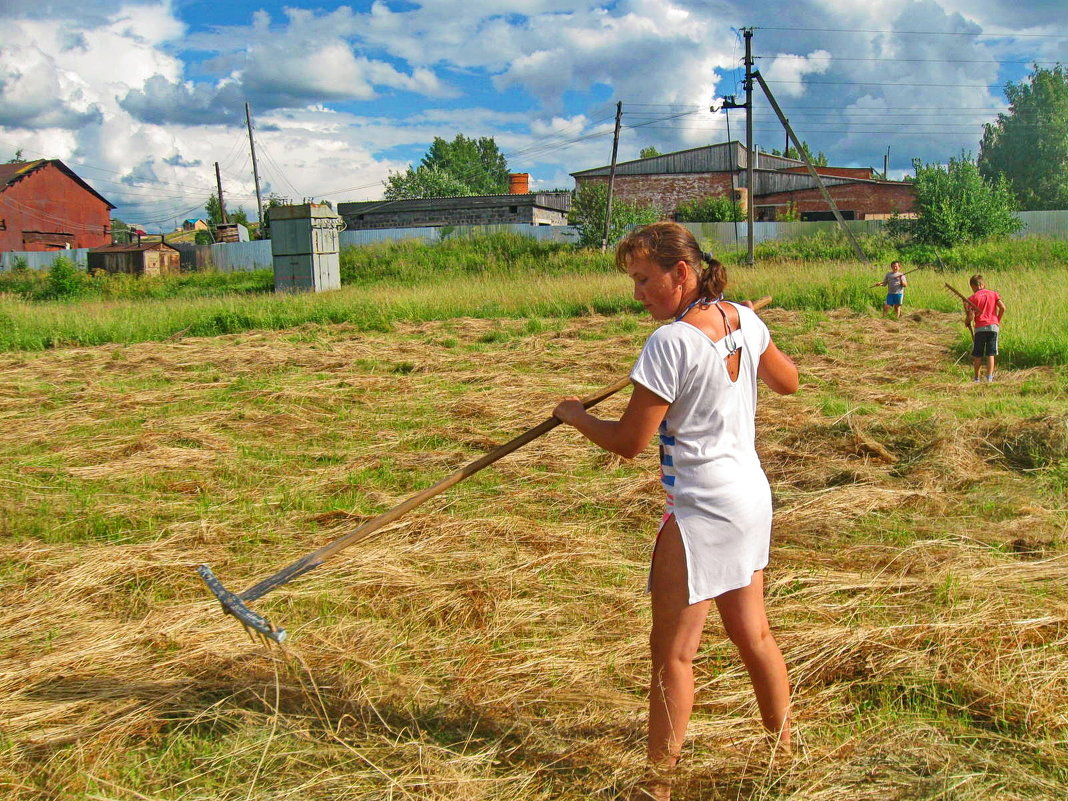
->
(1, 1), (1065, 230)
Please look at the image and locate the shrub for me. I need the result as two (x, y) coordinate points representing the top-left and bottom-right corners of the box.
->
(891, 154), (1022, 247)
(674, 195), (744, 222)
(43, 257), (88, 300)
(568, 182), (661, 248)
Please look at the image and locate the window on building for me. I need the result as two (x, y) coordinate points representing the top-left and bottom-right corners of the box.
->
(801, 210), (855, 221)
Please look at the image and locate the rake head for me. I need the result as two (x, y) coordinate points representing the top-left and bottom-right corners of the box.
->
(197, 565), (287, 643)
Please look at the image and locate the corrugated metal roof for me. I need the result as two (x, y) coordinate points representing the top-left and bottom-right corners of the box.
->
(746, 170), (903, 195)
(0, 159), (116, 209)
(339, 191), (571, 216)
(571, 141), (810, 177)
(89, 242), (179, 253)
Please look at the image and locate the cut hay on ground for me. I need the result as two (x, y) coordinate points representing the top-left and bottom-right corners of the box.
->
(1, 309), (1066, 800)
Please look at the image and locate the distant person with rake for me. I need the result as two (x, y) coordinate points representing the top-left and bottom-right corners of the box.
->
(872, 260), (908, 318)
(553, 222), (798, 800)
(964, 274), (1006, 382)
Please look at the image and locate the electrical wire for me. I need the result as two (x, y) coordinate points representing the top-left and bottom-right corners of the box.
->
(755, 25), (1067, 39)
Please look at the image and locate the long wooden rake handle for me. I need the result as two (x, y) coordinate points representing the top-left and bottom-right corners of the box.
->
(198, 296), (772, 642)
(198, 373), (631, 641)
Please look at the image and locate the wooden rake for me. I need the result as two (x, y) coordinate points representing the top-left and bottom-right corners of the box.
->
(198, 296), (772, 643)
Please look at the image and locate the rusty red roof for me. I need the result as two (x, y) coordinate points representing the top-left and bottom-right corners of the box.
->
(0, 159), (115, 209)
(89, 241), (179, 253)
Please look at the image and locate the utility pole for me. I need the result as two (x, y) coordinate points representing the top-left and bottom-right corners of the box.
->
(246, 102), (264, 228)
(214, 161), (228, 224)
(752, 70), (868, 263)
(743, 28), (755, 265)
(602, 100), (623, 252)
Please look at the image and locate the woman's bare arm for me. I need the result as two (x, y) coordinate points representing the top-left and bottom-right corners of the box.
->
(553, 382), (669, 459)
(757, 340), (799, 395)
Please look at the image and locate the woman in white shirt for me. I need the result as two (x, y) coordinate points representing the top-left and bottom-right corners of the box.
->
(554, 222), (798, 799)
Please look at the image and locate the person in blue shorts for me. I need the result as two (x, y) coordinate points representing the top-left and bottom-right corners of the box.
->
(872, 261), (907, 318)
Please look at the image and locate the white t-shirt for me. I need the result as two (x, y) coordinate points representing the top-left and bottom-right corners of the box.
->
(630, 302), (773, 603)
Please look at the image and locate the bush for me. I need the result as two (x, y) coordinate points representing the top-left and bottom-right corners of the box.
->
(892, 154), (1022, 247)
(44, 257), (88, 300)
(568, 182), (661, 248)
(674, 195), (744, 222)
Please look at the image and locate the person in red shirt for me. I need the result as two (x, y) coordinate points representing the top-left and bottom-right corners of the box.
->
(964, 274), (1006, 382)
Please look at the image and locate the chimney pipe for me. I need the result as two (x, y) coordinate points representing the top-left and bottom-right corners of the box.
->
(508, 173), (529, 194)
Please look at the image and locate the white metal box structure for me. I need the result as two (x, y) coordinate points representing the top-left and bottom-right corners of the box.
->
(269, 203), (343, 292)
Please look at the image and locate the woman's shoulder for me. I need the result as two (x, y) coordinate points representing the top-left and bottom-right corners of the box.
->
(646, 320), (700, 343)
(640, 321), (704, 357)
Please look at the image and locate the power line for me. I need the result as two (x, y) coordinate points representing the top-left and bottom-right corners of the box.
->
(756, 25), (1067, 39)
(763, 79), (1007, 88)
(755, 56), (1064, 65)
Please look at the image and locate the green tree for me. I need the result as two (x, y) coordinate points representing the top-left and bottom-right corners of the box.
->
(205, 196), (249, 227)
(420, 134), (509, 195)
(979, 65), (1068, 211)
(228, 207), (250, 227)
(771, 141), (828, 166)
(383, 165), (476, 200)
(639, 146), (662, 159)
(6, 149), (24, 163)
(568, 182), (661, 247)
(674, 194), (744, 222)
(110, 219), (130, 245)
(891, 154), (1021, 247)
(205, 195), (225, 225)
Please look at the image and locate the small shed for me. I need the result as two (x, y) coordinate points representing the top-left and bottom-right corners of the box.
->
(88, 242), (181, 277)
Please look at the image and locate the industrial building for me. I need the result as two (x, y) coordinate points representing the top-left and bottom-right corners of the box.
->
(338, 173), (571, 230)
(0, 159), (115, 251)
(571, 142), (916, 221)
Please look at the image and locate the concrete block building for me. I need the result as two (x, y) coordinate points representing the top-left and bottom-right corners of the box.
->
(338, 174), (571, 230)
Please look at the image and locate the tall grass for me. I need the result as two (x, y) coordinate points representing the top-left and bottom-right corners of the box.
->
(726, 261), (1068, 368)
(716, 229), (1068, 270)
(1, 233), (1064, 367)
(0, 260), (272, 301)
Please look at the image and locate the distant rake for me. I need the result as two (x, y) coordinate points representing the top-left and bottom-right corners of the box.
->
(198, 296), (772, 643)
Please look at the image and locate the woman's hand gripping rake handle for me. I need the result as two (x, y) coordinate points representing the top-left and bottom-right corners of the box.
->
(198, 296), (772, 642)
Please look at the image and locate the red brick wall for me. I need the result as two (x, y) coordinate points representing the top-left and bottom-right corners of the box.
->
(756, 182), (916, 219)
(0, 164), (112, 251)
(576, 173), (735, 216)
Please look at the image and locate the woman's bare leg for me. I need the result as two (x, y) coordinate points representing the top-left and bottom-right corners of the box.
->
(647, 516), (712, 767)
(714, 572), (791, 749)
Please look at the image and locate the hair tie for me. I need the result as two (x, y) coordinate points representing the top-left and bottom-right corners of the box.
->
(701, 251), (716, 264)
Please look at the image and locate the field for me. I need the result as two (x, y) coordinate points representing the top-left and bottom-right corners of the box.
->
(1, 240), (1067, 800)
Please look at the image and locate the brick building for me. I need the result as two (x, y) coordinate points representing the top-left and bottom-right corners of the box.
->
(0, 159), (115, 251)
(571, 142), (916, 221)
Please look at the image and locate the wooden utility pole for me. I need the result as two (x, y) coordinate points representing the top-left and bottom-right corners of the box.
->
(245, 103), (264, 228)
(601, 101), (624, 252)
(743, 28), (755, 265)
(214, 161), (228, 224)
(752, 71), (868, 262)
